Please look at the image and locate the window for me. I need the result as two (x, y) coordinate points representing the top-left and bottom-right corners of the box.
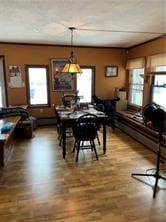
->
(129, 68), (144, 106)
(76, 67), (95, 103)
(126, 57), (145, 107)
(26, 65), (50, 106)
(151, 66), (166, 109)
(0, 57), (7, 107)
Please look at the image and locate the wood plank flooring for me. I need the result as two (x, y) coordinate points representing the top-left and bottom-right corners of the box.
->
(0, 126), (165, 222)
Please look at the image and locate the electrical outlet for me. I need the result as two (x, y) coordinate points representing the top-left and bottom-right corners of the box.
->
(40, 109), (43, 113)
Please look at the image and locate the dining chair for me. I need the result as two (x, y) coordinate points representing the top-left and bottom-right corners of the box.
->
(54, 108), (73, 146)
(72, 113), (99, 162)
(62, 94), (77, 107)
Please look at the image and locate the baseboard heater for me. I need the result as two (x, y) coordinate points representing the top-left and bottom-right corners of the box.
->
(37, 117), (57, 126)
(116, 120), (166, 159)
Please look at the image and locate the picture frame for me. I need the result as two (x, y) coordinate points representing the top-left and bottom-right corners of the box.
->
(105, 66), (118, 77)
(9, 65), (23, 88)
(51, 59), (74, 91)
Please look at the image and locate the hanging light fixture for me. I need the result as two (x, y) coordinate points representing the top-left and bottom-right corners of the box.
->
(62, 27), (82, 74)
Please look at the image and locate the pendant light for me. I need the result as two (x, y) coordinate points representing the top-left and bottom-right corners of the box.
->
(62, 27), (82, 74)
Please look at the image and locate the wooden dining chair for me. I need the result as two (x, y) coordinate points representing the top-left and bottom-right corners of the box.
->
(62, 94), (77, 107)
(54, 108), (73, 146)
(72, 113), (99, 162)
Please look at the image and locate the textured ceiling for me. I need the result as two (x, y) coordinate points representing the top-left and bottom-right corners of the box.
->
(0, 0), (165, 48)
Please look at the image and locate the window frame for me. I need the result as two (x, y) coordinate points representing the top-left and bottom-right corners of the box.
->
(0, 56), (8, 107)
(150, 66), (166, 108)
(128, 68), (145, 107)
(25, 65), (50, 108)
(76, 66), (95, 104)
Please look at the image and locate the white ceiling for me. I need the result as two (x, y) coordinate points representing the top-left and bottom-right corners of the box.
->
(0, 0), (165, 48)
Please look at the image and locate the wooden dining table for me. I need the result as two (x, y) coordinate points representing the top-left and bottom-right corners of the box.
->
(55, 106), (108, 159)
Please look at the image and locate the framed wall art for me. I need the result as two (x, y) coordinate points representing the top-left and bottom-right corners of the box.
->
(9, 65), (23, 88)
(51, 59), (74, 91)
(105, 66), (118, 77)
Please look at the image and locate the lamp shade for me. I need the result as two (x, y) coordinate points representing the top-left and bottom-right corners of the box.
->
(62, 63), (81, 74)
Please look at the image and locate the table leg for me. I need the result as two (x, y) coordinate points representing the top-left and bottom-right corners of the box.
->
(62, 124), (66, 159)
(103, 123), (106, 154)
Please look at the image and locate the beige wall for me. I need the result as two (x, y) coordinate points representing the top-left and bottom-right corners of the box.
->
(1, 37), (164, 118)
(127, 37), (166, 58)
(0, 44), (126, 117)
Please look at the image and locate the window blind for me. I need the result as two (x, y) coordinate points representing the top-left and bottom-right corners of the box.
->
(126, 57), (145, 69)
(147, 53), (166, 72)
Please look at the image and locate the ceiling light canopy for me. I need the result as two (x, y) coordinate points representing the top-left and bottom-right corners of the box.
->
(62, 27), (82, 74)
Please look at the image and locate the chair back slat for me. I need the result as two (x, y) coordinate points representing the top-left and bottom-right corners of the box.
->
(73, 113), (98, 141)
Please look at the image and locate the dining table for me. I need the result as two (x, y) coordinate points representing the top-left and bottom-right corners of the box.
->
(55, 106), (108, 159)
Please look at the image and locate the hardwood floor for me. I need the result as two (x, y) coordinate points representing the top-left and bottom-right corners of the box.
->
(0, 126), (165, 222)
